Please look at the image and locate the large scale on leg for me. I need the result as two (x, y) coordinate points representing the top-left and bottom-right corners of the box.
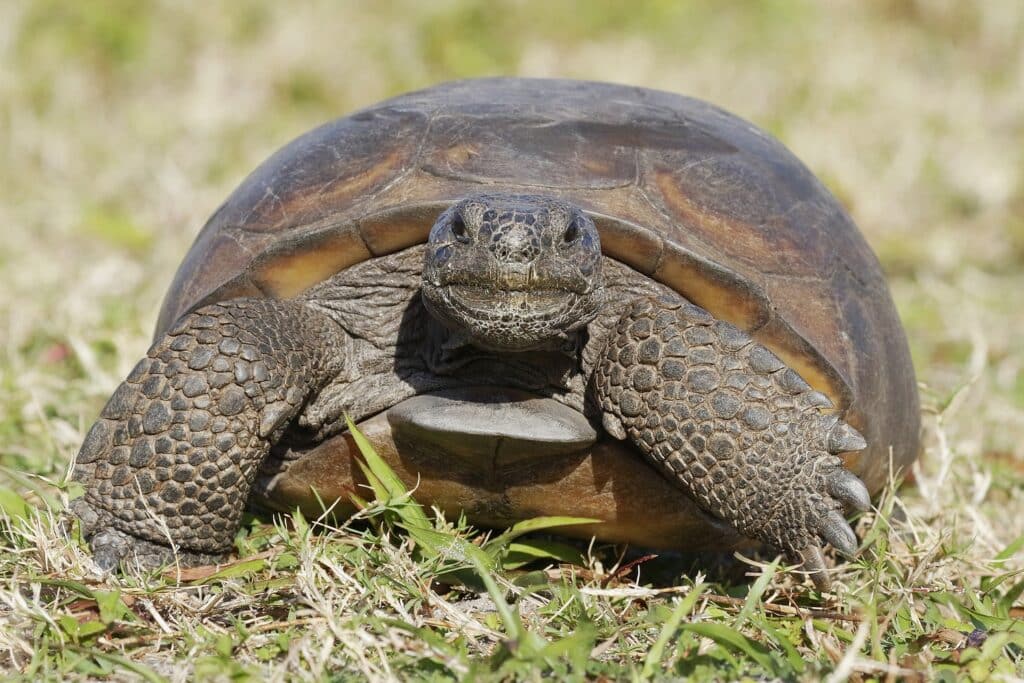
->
(68, 78), (920, 590)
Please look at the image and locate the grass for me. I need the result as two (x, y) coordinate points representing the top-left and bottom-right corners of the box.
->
(1, 0), (1023, 679)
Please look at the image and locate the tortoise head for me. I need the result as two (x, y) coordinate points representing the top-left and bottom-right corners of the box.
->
(422, 194), (605, 352)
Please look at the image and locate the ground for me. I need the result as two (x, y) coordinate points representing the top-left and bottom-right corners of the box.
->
(0, 1), (1022, 680)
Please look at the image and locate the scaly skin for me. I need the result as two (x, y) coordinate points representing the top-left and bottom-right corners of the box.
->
(70, 192), (872, 589)
(592, 294), (870, 590)
(70, 299), (345, 569)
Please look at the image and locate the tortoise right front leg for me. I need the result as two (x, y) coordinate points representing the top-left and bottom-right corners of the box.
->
(69, 299), (346, 570)
(593, 294), (871, 590)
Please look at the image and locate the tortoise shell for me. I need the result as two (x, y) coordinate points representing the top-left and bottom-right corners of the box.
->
(156, 78), (919, 541)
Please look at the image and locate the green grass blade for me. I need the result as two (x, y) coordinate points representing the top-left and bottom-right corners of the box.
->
(467, 552), (523, 643)
(641, 583), (706, 678)
(483, 515), (599, 557)
(995, 532), (1024, 563)
(346, 415), (432, 530)
(1, 465), (62, 511)
(0, 486), (32, 524)
(680, 622), (778, 674)
(754, 618), (805, 674)
(997, 577), (1024, 616)
(502, 539), (587, 569)
(68, 646), (166, 683)
(732, 558), (778, 629)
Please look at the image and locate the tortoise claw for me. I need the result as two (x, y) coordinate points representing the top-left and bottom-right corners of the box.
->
(820, 509), (858, 558)
(90, 529), (133, 572)
(827, 423), (867, 454)
(798, 544), (831, 591)
(828, 469), (871, 512)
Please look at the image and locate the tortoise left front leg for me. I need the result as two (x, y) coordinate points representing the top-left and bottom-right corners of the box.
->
(593, 294), (871, 590)
(68, 298), (347, 570)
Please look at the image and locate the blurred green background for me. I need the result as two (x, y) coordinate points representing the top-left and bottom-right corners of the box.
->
(1, 0), (1022, 534)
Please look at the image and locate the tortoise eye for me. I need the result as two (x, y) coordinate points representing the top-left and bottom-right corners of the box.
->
(451, 215), (469, 242)
(563, 216), (581, 244)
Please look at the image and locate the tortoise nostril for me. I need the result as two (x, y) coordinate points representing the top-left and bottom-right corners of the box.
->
(451, 215), (469, 242)
(433, 245), (453, 265)
(563, 217), (581, 244)
(494, 240), (540, 264)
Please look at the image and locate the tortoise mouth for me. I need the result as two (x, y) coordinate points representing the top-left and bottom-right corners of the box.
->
(421, 281), (603, 352)
(447, 284), (572, 316)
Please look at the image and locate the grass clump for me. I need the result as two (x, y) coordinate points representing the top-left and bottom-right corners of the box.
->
(0, 415), (1020, 680)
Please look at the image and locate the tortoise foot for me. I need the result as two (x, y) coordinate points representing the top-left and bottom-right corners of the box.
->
(765, 458), (869, 590)
(68, 497), (224, 570)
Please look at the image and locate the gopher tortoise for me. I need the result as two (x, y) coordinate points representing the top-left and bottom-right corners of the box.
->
(70, 78), (919, 589)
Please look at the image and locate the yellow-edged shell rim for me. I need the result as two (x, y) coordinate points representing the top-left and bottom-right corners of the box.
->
(190, 200), (852, 412)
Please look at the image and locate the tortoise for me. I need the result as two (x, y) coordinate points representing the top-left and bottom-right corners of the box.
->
(69, 78), (920, 590)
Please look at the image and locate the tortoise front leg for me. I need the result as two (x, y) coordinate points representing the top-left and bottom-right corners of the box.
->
(69, 299), (346, 570)
(593, 295), (871, 590)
